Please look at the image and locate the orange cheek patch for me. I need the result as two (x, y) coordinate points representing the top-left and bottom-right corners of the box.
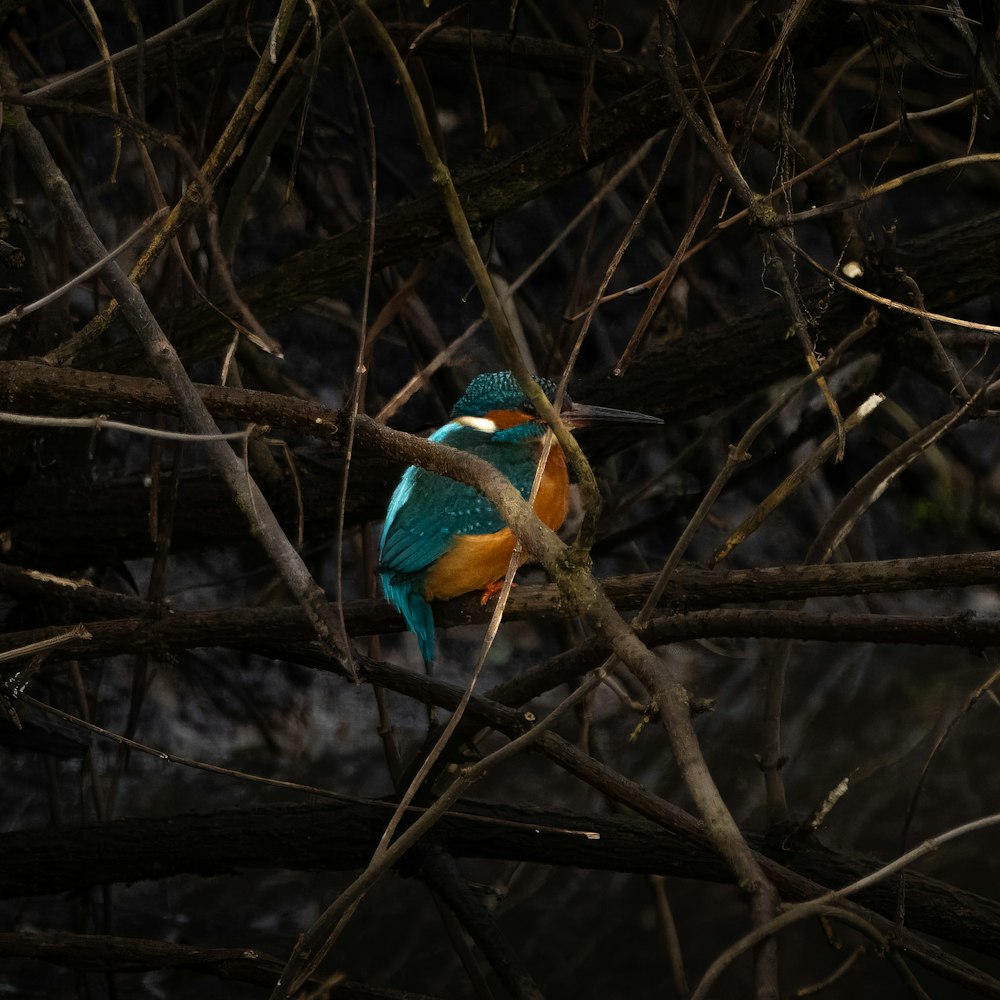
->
(484, 409), (533, 430)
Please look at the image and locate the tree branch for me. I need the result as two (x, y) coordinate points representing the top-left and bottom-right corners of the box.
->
(0, 41), (355, 678)
(3, 798), (1000, 973)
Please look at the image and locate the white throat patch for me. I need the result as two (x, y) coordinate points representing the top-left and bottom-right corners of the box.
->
(454, 415), (498, 433)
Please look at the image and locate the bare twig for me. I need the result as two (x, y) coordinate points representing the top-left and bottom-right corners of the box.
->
(0, 208), (166, 328)
(43, 0), (305, 366)
(691, 812), (1000, 999)
(0, 624), (92, 668)
(711, 393), (885, 565)
(1, 41), (355, 679)
(0, 411), (255, 443)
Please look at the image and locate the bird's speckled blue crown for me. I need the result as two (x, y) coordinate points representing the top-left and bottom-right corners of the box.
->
(450, 372), (564, 418)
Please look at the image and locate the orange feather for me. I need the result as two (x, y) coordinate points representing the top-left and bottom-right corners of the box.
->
(423, 436), (568, 600)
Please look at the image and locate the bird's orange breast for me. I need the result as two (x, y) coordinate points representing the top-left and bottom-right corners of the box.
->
(423, 437), (569, 601)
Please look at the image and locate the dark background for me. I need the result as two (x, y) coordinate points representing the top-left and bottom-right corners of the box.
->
(1, 1), (1000, 997)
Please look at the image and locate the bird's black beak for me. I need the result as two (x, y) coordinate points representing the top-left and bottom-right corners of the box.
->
(560, 401), (662, 429)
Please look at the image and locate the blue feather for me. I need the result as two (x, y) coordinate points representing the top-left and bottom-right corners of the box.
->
(379, 569), (436, 664)
(452, 372), (559, 417)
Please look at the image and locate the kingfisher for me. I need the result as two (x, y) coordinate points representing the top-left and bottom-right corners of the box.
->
(378, 371), (661, 662)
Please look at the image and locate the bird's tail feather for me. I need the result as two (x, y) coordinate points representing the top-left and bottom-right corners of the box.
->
(381, 572), (436, 663)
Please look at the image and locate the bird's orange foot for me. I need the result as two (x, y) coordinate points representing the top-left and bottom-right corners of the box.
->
(480, 579), (516, 605)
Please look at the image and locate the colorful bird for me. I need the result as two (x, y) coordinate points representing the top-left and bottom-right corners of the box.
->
(378, 371), (661, 662)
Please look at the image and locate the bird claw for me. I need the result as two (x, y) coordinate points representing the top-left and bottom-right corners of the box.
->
(480, 579), (516, 605)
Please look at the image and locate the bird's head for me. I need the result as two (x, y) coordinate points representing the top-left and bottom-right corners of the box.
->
(450, 371), (661, 440)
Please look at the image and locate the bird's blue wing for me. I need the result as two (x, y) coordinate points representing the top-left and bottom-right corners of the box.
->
(379, 465), (444, 574)
(380, 472), (506, 571)
(379, 424), (508, 575)
(379, 462), (447, 661)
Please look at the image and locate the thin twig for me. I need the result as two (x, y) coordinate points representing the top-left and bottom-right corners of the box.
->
(0, 411), (255, 443)
(691, 812), (1000, 999)
(0, 208), (167, 328)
